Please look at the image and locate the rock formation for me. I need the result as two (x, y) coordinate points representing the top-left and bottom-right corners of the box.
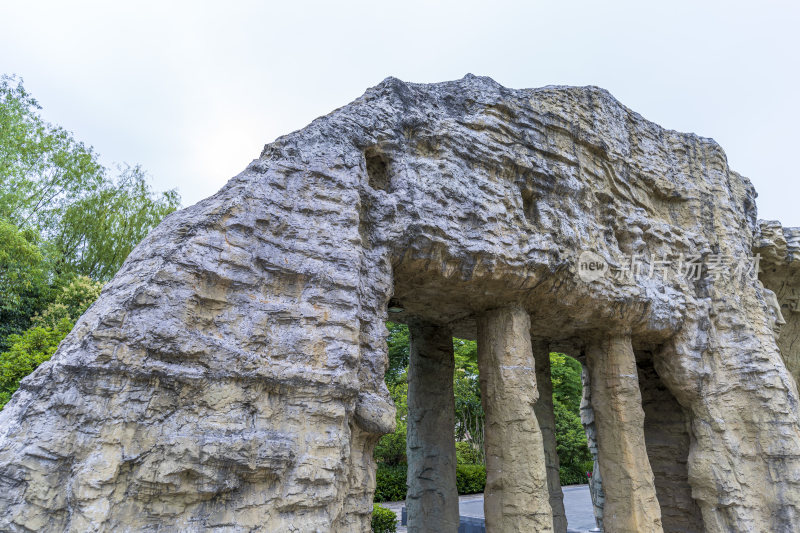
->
(1, 75), (800, 532)
(756, 221), (800, 383)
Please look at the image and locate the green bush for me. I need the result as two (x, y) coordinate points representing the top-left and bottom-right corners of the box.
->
(0, 318), (73, 408)
(374, 465), (407, 502)
(455, 441), (481, 465)
(371, 504), (397, 533)
(375, 463), (488, 502)
(0, 276), (102, 409)
(456, 464), (486, 494)
(559, 460), (592, 486)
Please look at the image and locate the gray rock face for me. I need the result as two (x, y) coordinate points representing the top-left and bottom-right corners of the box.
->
(1, 74), (799, 532)
(756, 221), (800, 383)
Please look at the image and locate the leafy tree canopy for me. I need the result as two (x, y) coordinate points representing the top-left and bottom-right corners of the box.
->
(0, 74), (180, 281)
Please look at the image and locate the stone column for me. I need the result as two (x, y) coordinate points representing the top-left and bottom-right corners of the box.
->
(477, 307), (553, 532)
(586, 334), (663, 533)
(406, 321), (459, 533)
(532, 341), (567, 533)
(580, 364), (605, 531)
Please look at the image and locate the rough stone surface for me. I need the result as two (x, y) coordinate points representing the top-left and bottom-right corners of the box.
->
(0, 74), (799, 531)
(580, 365), (605, 531)
(587, 335), (663, 533)
(477, 307), (553, 533)
(756, 220), (800, 385)
(532, 341), (567, 533)
(406, 321), (459, 532)
(638, 356), (704, 533)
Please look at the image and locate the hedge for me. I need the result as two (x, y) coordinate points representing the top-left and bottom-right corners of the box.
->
(455, 464), (486, 494)
(559, 460), (594, 486)
(375, 464), (487, 502)
(375, 462), (589, 502)
(371, 504), (397, 533)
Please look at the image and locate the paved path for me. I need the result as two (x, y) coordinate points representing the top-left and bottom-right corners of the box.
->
(381, 484), (598, 532)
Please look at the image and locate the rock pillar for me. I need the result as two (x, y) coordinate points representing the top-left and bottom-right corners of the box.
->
(406, 321), (459, 533)
(586, 334), (663, 533)
(477, 307), (553, 532)
(532, 341), (567, 533)
(580, 365), (605, 531)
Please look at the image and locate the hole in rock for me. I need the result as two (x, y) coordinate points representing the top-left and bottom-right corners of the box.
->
(365, 148), (391, 192)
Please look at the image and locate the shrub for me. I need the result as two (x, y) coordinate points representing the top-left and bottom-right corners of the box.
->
(374, 420), (407, 466)
(375, 463), (488, 502)
(0, 276), (102, 409)
(371, 504), (397, 533)
(0, 318), (73, 408)
(456, 464), (486, 494)
(374, 465), (407, 502)
(455, 441), (481, 465)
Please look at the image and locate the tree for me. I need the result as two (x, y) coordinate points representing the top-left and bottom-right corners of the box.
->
(550, 353), (592, 484)
(53, 165), (180, 280)
(384, 322), (409, 386)
(453, 337), (484, 464)
(0, 217), (52, 351)
(0, 74), (180, 281)
(550, 352), (583, 412)
(0, 74), (180, 409)
(0, 75), (105, 234)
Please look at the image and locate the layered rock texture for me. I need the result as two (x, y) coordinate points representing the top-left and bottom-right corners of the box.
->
(1, 75), (800, 532)
(756, 221), (800, 383)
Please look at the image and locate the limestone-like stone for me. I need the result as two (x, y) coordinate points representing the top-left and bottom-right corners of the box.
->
(586, 335), (663, 533)
(406, 321), (459, 533)
(0, 74), (799, 531)
(638, 357), (704, 533)
(532, 341), (567, 533)
(477, 307), (553, 533)
(756, 221), (800, 384)
(580, 365), (605, 531)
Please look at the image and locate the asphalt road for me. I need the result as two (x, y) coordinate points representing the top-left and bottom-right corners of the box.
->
(458, 485), (597, 531)
(383, 484), (598, 532)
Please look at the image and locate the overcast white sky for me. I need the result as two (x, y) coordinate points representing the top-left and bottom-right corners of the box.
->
(2, 1), (798, 223)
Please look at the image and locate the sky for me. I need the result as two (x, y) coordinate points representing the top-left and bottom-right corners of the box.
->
(2, 1), (799, 223)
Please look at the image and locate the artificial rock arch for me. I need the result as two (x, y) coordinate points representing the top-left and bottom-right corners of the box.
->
(1, 75), (800, 532)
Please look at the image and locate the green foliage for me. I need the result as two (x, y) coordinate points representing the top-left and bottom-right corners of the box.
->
(0, 74), (180, 281)
(0, 217), (52, 351)
(373, 419), (407, 466)
(385, 322), (409, 385)
(0, 276), (103, 409)
(374, 465), (407, 502)
(371, 504), (397, 533)
(1, 74), (106, 236)
(0, 318), (72, 408)
(32, 275), (103, 328)
(52, 165), (179, 280)
(374, 463), (487, 502)
(455, 463), (486, 494)
(554, 397), (592, 485)
(550, 352), (583, 413)
(374, 373), (408, 466)
(0, 74), (178, 407)
(455, 441), (481, 465)
(453, 337), (484, 464)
